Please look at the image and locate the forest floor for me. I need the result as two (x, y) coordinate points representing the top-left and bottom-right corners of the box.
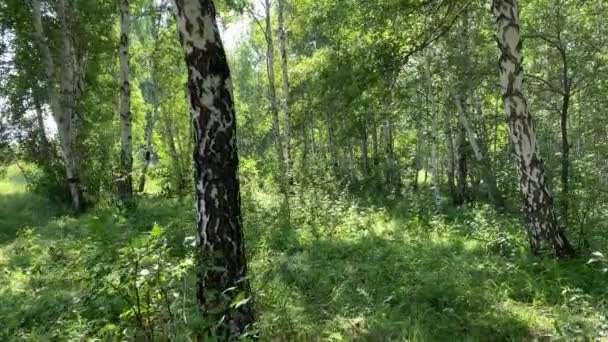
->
(1, 166), (607, 341)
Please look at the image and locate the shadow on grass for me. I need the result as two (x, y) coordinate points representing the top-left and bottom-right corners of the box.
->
(254, 229), (608, 340)
(0, 192), (63, 245)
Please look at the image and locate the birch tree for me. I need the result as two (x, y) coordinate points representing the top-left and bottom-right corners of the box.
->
(278, 0), (292, 181)
(263, 0), (290, 217)
(451, 91), (502, 207)
(173, 0), (255, 336)
(493, 0), (574, 257)
(118, 0), (133, 205)
(425, 62), (441, 210)
(31, 0), (83, 211)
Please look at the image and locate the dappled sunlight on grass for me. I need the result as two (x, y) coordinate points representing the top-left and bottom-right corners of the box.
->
(1, 170), (607, 340)
(248, 186), (608, 341)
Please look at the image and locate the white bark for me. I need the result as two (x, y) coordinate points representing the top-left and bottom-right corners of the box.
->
(493, 0), (573, 257)
(278, 0), (292, 179)
(426, 63), (441, 210)
(119, 0), (133, 202)
(32, 0), (82, 210)
(264, 0), (289, 210)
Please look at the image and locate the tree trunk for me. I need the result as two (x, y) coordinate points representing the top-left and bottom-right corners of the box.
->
(118, 0), (133, 206)
(33, 98), (50, 162)
(560, 51), (571, 226)
(454, 125), (467, 205)
(138, 107), (160, 193)
(347, 139), (356, 181)
(32, 0), (83, 211)
(382, 120), (396, 186)
(493, 0), (574, 258)
(163, 118), (184, 193)
(371, 121), (379, 166)
(360, 119), (369, 176)
(173, 0), (255, 335)
(452, 91), (503, 207)
(264, 0), (290, 212)
(425, 65), (441, 210)
(278, 0), (292, 182)
(412, 127), (421, 191)
(444, 110), (457, 203)
(326, 111), (338, 172)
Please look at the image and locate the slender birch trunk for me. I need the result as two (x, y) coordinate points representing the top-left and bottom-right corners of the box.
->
(163, 118), (184, 193)
(347, 139), (355, 181)
(452, 91), (502, 206)
(383, 120), (397, 188)
(454, 125), (467, 204)
(360, 119), (369, 176)
(425, 65), (441, 209)
(559, 48), (571, 226)
(326, 111), (338, 172)
(278, 0), (292, 182)
(412, 127), (421, 191)
(138, 5), (163, 193)
(33, 97), (50, 162)
(264, 0), (290, 214)
(371, 121), (379, 167)
(173, 0), (255, 335)
(138, 107), (161, 192)
(118, 0), (134, 205)
(32, 0), (83, 211)
(493, 0), (574, 257)
(444, 110), (457, 202)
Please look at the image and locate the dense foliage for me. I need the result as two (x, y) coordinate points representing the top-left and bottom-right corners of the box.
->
(0, 0), (607, 340)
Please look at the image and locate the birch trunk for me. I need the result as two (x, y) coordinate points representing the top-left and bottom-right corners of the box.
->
(454, 125), (467, 205)
(33, 98), (50, 162)
(347, 139), (355, 181)
(173, 0), (255, 335)
(412, 127), (421, 191)
(452, 91), (502, 206)
(444, 110), (457, 202)
(559, 49), (571, 226)
(118, 0), (134, 205)
(138, 107), (161, 192)
(425, 64), (441, 210)
(32, 0), (83, 211)
(163, 118), (184, 193)
(360, 119), (369, 176)
(326, 111), (338, 172)
(278, 0), (292, 181)
(372, 121), (379, 166)
(382, 119), (398, 190)
(264, 0), (290, 211)
(493, 0), (574, 257)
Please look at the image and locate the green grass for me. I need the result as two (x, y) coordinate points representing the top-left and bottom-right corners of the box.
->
(1, 166), (607, 341)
